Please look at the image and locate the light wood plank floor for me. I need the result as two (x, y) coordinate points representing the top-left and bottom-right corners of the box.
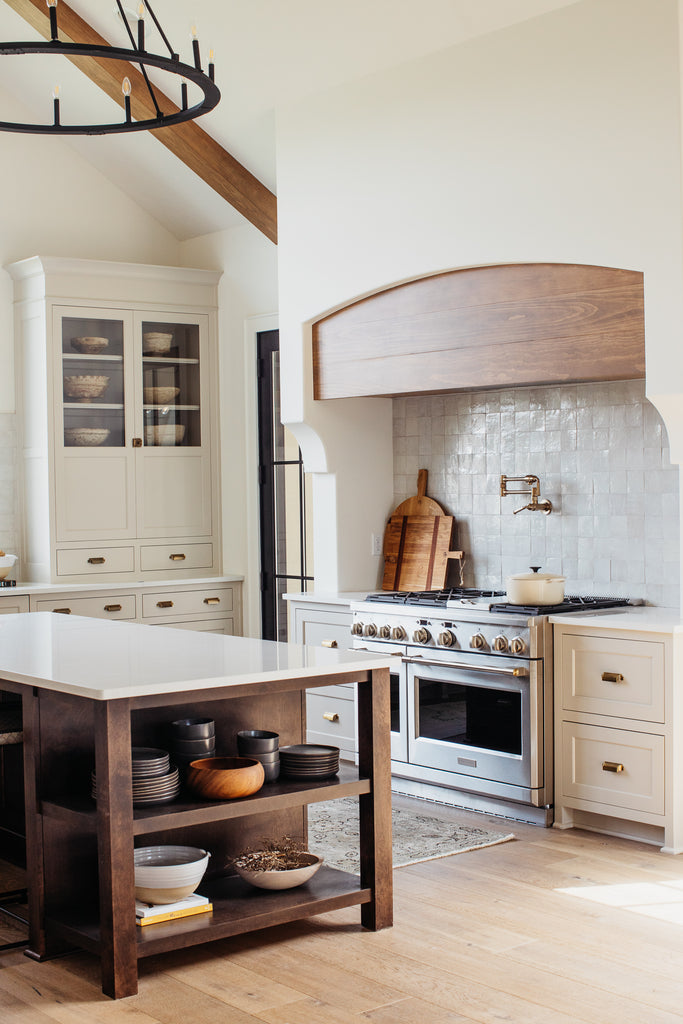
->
(4, 797), (683, 1022)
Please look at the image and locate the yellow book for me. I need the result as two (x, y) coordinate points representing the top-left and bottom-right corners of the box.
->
(136, 900), (213, 927)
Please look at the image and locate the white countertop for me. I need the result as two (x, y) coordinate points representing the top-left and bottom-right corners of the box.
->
(549, 606), (682, 634)
(0, 613), (393, 700)
(0, 575), (243, 597)
(283, 591), (369, 606)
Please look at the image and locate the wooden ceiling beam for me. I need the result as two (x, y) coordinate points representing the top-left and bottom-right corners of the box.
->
(3, 0), (278, 242)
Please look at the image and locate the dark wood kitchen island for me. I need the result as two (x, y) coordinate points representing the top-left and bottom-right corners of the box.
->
(0, 612), (393, 999)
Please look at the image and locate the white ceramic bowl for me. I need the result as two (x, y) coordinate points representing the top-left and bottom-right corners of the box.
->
(143, 332), (173, 354)
(145, 424), (185, 446)
(143, 386), (180, 405)
(70, 336), (109, 354)
(134, 845), (209, 905)
(0, 554), (17, 581)
(64, 427), (111, 447)
(234, 853), (323, 890)
(64, 375), (110, 401)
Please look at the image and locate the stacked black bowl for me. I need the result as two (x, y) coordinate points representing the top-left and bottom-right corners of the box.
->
(170, 718), (216, 770)
(236, 729), (280, 782)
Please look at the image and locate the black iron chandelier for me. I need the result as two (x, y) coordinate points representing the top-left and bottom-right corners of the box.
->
(0, 0), (220, 134)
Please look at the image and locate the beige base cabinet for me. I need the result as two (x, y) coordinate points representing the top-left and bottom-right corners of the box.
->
(0, 579), (242, 636)
(286, 596), (358, 759)
(553, 620), (679, 851)
(8, 256), (222, 584)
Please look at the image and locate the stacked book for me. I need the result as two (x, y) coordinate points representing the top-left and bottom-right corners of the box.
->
(135, 893), (212, 927)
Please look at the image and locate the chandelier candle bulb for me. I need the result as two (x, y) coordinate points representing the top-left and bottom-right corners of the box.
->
(181, 79), (188, 110)
(191, 25), (201, 69)
(52, 84), (60, 126)
(47, 0), (58, 41)
(137, 3), (145, 51)
(122, 78), (131, 121)
(208, 49), (214, 82)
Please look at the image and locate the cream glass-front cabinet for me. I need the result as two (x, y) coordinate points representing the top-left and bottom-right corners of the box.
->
(8, 257), (222, 583)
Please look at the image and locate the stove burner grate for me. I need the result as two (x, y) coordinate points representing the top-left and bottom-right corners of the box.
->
(488, 596), (631, 615)
(365, 588), (505, 606)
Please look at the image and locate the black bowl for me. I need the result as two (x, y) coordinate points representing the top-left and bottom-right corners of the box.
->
(262, 761), (281, 783)
(236, 729), (279, 753)
(248, 750), (280, 764)
(172, 736), (217, 754)
(170, 717), (215, 739)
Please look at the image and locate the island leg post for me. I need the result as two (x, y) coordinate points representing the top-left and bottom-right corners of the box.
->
(357, 665), (393, 930)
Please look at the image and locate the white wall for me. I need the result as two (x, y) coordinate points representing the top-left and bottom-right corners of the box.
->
(275, 0), (683, 597)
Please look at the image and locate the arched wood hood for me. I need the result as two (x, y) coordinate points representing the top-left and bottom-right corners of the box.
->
(312, 263), (645, 400)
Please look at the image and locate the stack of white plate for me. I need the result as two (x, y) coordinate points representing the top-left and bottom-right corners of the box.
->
(91, 747), (180, 806)
(279, 744), (340, 780)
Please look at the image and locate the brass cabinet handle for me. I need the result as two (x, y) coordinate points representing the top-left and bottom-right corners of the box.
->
(602, 671), (624, 683)
(323, 712), (340, 722)
(169, 553), (186, 561)
(104, 604), (122, 613)
(87, 556), (105, 565)
(53, 608), (71, 614)
(132, 437), (143, 448)
(602, 761), (625, 773)
(156, 600), (174, 608)
(204, 597), (220, 605)
(321, 639), (338, 648)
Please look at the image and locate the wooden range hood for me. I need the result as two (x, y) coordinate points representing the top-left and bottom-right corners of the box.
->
(312, 263), (645, 400)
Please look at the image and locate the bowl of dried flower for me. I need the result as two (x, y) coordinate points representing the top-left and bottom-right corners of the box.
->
(233, 838), (323, 890)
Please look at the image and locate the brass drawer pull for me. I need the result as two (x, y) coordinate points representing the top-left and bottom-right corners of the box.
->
(104, 604), (122, 613)
(87, 556), (105, 565)
(132, 437), (142, 448)
(156, 600), (174, 608)
(53, 607), (71, 614)
(204, 597), (220, 605)
(169, 553), (186, 561)
(602, 672), (624, 683)
(321, 640), (338, 648)
(323, 712), (340, 722)
(602, 761), (625, 773)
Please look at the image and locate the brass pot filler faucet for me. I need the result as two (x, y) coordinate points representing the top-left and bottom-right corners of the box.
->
(500, 474), (553, 515)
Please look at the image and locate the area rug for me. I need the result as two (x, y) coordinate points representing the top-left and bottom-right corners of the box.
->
(308, 797), (515, 873)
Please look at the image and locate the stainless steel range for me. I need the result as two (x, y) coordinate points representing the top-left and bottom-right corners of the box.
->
(351, 589), (630, 826)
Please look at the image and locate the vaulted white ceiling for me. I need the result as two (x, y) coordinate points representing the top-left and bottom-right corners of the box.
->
(0, 0), (581, 240)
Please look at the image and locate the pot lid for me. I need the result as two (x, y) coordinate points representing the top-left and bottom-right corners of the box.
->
(507, 566), (565, 582)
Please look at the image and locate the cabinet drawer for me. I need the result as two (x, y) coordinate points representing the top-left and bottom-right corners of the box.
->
(560, 720), (664, 815)
(139, 543), (213, 572)
(558, 633), (665, 723)
(152, 618), (237, 635)
(56, 546), (135, 577)
(33, 595), (136, 620)
(142, 586), (233, 619)
(306, 692), (356, 755)
(0, 595), (29, 613)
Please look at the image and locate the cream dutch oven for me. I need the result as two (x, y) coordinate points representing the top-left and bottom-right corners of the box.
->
(505, 566), (565, 605)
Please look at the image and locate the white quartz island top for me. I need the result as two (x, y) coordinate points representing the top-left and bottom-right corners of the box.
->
(0, 612), (393, 700)
(549, 606), (682, 634)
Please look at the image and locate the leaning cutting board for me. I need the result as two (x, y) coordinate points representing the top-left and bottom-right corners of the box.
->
(382, 514), (459, 591)
(392, 468), (444, 517)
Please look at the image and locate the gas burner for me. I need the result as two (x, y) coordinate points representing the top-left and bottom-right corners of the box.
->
(365, 588), (505, 608)
(488, 596), (632, 615)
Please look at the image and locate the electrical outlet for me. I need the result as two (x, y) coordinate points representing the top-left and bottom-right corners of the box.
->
(371, 533), (383, 557)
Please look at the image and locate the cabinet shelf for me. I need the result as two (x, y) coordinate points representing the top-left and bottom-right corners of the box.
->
(40, 764), (371, 835)
(143, 357), (199, 365)
(62, 354), (124, 363)
(47, 866), (371, 959)
(64, 403), (124, 410)
(143, 405), (200, 412)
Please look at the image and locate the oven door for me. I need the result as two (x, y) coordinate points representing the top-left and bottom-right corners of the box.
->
(353, 639), (408, 763)
(407, 654), (543, 789)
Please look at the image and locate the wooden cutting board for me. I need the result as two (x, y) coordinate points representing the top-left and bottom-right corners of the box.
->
(382, 514), (463, 591)
(391, 469), (444, 517)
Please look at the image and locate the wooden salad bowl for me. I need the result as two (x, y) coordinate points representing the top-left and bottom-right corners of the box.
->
(186, 756), (265, 800)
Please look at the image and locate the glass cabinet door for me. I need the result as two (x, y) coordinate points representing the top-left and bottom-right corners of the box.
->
(141, 320), (201, 447)
(61, 315), (126, 447)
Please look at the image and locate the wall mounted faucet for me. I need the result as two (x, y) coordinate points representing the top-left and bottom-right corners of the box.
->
(500, 474), (552, 515)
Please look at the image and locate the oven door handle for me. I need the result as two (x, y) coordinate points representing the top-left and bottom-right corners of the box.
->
(408, 656), (528, 677)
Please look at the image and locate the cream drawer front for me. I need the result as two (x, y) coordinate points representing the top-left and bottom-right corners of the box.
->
(306, 692), (356, 755)
(0, 595), (29, 613)
(152, 618), (237, 635)
(56, 547), (135, 577)
(560, 720), (664, 815)
(307, 683), (357, 699)
(33, 595), (136, 620)
(559, 633), (665, 723)
(142, 587), (233, 619)
(295, 611), (352, 650)
(139, 543), (213, 572)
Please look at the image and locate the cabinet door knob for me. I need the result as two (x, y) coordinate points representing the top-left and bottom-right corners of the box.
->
(156, 600), (174, 608)
(321, 639), (338, 648)
(602, 761), (625, 773)
(204, 597), (220, 605)
(601, 671), (624, 683)
(104, 604), (122, 613)
(87, 556), (105, 565)
(323, 712), (340, 722)
(169, 553), (186, 561)
(132, 437), (143, 448)
(53, 608), (71, 614)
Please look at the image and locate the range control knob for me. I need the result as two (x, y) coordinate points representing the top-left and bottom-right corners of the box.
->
(469, 632), (487, 650)
(351, 622), (363, 636)
(413, 627), (432, 645)
(510, 636), (527, 655)
(378, 625), (391, 639)
(363, 623), (377, 638)
(438, 630), (456, 647)
(391, 625), (407, 641)
(492, 635), (509, 653)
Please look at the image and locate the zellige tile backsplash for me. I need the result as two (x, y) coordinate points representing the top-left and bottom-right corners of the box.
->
(392, 380), (679, 607)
